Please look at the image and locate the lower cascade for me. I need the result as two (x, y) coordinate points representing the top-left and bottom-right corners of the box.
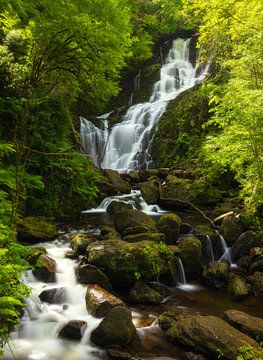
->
(80, 38), (209, 172)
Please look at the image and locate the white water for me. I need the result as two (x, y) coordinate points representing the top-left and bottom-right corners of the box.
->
(4, 240), (105, 360)
(81, 38), (209, 172)
(205, 235), (215, 264)
(177, 258), (186, 285)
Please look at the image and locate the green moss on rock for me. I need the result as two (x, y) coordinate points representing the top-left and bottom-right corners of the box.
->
(17, 216), (57, 243)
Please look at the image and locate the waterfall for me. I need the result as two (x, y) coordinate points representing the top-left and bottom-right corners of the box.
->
(177, 258), (186, 285)
(204, 235), (215, 264)
(81, 38), (209, 172)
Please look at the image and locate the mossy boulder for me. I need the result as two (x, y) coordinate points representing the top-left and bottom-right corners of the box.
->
(140, 180), (160, 204)
(70, 233), (95, 255)
(128, 281), (162, 304)
(250, 256), (263, 273)
(128, 170), (140, 183)
(159, 311), (260, 360)
(220, 214), (244, 245)
(97, 179), (117, 196)
(232, 231), (263, 261)
(86, 284), (125, 318)
(179, 236), (202, 278)
(246, 272), (263, 297)
(99, 226), (120, 240)
(224, 310), (263, 343)
(157, 213), (182, 244)
(106, 201), (133, 216)
(33, 255), (57, 282)
(103, 169), (131, 194)
(114, 209), (157, 236)
(160, 177), (195, 203)
(17, 216), (57, 243)
(87, 239), (173, 287)
(227, 275), (250, 300)
(76, 264), (112, 290)
(26, 247), (47, 265)
(122, 232), (165, 243)
(140, 169), (159, 181)
(201, 261), (230, 288)
(90, 306), (136, 347)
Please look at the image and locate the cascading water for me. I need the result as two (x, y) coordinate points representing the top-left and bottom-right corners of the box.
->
(81, 38), (209, 172)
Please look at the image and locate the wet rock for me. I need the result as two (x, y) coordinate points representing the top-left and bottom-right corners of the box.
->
(87, 240), (172, 287)
(97, 179), (118, 196)
(140, 180), (160, 204)
(122, 232), (165, 243)
(114, 209), (157, 236)
(246, 272), (263, 297)
(65, 250), (77, 259)
(128, 170), (140, 183)
(237, 255), (252, 272)
(160, 177), (194, 203)
(140, 169), (159, 181)
(17, 216), (57, 243)
(159, 312), (260, 360)
(224, 309), (263, 343)
(180, 223), (192, 234)
(107, 347), (138, 360)
(86, 284), (125, 317)
(106, 201), (133, 216)
(180, 236), (202, 278)
(220, 214), (243, 245)
(128, 281), (162, 304)
(39, 287), (67, 304)
(250, 255), (263, 273)
(104, 169), (131, 194)
(232, 231), (263, 261)
(201, 261), (230, 288)
(26, 247), (47, 265)
(77, 264), (112, 290)
(227, 275), (250, 300)
(157, 213), (182, 244)
(99, 226), (120, 240)
(90, 306), (136, 347)
(58, 320), (87, 340)
(33, 255), (56, 282)
(70, 233), (95, 255)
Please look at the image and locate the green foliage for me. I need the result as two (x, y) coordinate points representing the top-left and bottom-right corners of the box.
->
(237, 345), (263, 360)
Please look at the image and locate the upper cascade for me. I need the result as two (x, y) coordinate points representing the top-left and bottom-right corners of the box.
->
(80, 38), (209, 173)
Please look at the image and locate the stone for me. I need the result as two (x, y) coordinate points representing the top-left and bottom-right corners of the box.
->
(140, 180), (159, 204)
(180, 223), (192, 234)
(90, 306), (136, 347)
(122, 232), (165, 243)
(232, 231), (263, 261)
(39, 287), (67, 304)
(99, 226), (120, 240)
(128, 281), (162, 304)
(237, 255), (252, 272)
(97, 179), (117, 196)
(87, 240), (172, 287)
(201, 261), (230, 288)
(159, 312), (260, 360)
(58, 320), (87, 340)
(140, 169), (159, 181)
(70, 233), (95, 255)
(220, 214), (243, 245)
(106, 201), (133, 216)
(246, 272), (263, 297)
(128, 170), (140, 183)
(26, 247), (47, 265)
(180, 236), (202, 278)
(160, 177), (194, 203)
(33, 255), (56, 282)
(227, 275), (250, 300)
(107, 348), (138, 360)
(114, 209), (157, 236)
(157, 213), (182, 244)
(86, 284), (125, 317)
(104, 169), (131, 194)
(224, 310), (263, 343)
(17, 216), (57, 243)
(76, 264), (112, 290)
(250, 255), (263, 273)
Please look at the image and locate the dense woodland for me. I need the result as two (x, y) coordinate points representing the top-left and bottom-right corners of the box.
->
(0, 0), (262, 358)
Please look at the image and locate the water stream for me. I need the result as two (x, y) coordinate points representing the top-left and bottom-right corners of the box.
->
(80, 38), (209, 172)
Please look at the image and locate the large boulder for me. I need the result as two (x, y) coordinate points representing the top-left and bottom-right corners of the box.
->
(227, 275), (250, 300)
(159, 312), (260, 360)
(224, 310), (263, 343)
(26, 247), (47, 265)
(17, 217), (57, 243)
(179, 236), (202, 278)
(90, 306), (136, 347)
(86, 284), (125, 317)
(122, 232), (165, 243)
(87, 240), (173, 287)
(246, 272), (263, 297)
(140, 180), (160, 204)
(231, 231), (263, 261)
(99, 226), (120, 240)
(114, 209), (157, 236)
(58, 320), (87, 340)
(157, 213), (182, 244)
(201, 261), (230, 288)
(97, 179), (117, 196)
(70, 233), (95, 255)
(160, 177), (194, 204)
(33, 255), (56, 282)
(140, 169), (159, 181)
(76, 264), (112, 290)
(219, 214), (243, 245)
(128, 281), (162, 304)
(39, 287), (67, 304)
(104, 169), (131, 194)
(106, 201), (133, 216)
(128, 170), (140, 183)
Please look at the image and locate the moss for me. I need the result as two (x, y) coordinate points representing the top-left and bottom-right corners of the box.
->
(17, 216), (57, 243)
